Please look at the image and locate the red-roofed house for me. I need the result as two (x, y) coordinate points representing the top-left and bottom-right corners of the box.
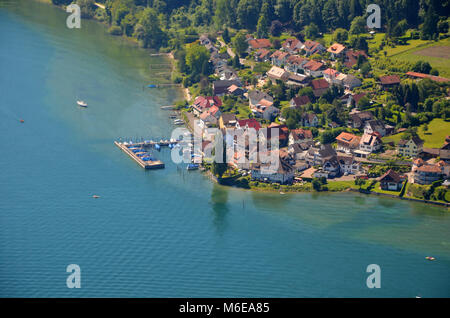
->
(289, 129), (313, 145)
(303, 60), (325, 77)
(327, 43), (346, 59)
(285, 55), (308, 73)
(192, 96), (222, 116)
(248, 39), (272, 51)
(271, 50), (290, 67)
(344, 50), (368, 68)
(379, 75), (401, 90)
(310, 78), (329, 97)
(255, 48), (271, 62)
(236, 118), (261, 131)
(336, 132), (361, 153)
(282, 38), (303, 53)
(302, 40), (325, 56)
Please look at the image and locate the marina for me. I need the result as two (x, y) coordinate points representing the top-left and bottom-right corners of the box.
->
(114, 141), (165, 170)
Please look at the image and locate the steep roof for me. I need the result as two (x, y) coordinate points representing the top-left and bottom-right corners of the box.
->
(237, 118), (261, 131)
(378, 169), (402, 183)
(291, 95), (311, 107)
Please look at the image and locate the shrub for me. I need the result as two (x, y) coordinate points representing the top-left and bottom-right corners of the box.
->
(108, 25), (123, 36)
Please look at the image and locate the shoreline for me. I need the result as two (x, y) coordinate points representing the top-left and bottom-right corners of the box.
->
(41, 0), (449, 210)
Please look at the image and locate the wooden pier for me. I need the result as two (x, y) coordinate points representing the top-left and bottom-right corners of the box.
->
(115, 141), (165, 170)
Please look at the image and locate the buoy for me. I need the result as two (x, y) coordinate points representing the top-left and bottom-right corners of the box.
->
(20, 119), (24, 123)
(92, 195), (100, 199)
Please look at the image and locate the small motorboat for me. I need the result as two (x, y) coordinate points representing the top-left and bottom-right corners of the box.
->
(19, 119), (24, 123)
(425, 256), (436, 261)
(187, 163), (199, 170)
(77, 100), (88, 107)
(92, 195), (100, 199)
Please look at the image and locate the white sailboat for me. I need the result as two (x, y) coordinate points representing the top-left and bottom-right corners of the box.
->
(77, 100), (88, 107)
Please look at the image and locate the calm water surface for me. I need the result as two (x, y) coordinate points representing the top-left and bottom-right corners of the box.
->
(0, 0), (449, 297)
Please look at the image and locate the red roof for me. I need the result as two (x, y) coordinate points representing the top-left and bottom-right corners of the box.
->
(327, 43), (346, 54)
(237, 119), (261, 131)
(380, 75), (400, 85)
(304, 60), (324, 71)
(249, 39), (272, 49)
(406, 71), (449, 83)
(311, 78), (329, 90)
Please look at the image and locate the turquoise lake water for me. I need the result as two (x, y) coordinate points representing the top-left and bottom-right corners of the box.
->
(0, 0), (449, 297)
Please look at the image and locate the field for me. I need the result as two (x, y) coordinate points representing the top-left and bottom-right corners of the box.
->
(383, 118), (450, 148)
(386, 37), (450, 78)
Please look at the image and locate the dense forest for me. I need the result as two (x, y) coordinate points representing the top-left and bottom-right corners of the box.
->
(53, 0), (449, 51)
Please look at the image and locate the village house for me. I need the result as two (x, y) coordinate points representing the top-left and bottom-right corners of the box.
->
(336, 132), (361, 153)
(284, 55), (308, 74)
(364, 119), (386, 137)
(303, 60), (325, 77)
(397, 136), (424, 158)
(337, 155), (361, 175)
(302, 40), (326, 56)
(251, 159), (294, 184)
(218, 113), (237, 129)
(248, 90), (274, 108)
(227, 84), (245, 97)
(289, 141), (314, 161)
(213, 79), (242, 96)
(267, 66), (290, 82)
(192, 96), (222, 116)
(348, 92), (367, 108)
(198, 111), (218, 128)
(379, 169), (404, 191)
(302, 113), (319, 127)
(321, 156), (340, 178)
(305, 144), (336, 166)
(290, 95), (311, 108)
(359, 133), (382, 153)
(348, 111), (374, 129)
(271, 50), (290, 67)
(379, 75), (401, 90)
(252, 104), (280, 121)
(310, 78), (329, 97)
(282, 38), (303, 53)
(342, 74), (362, 90)
(286, 73), (310, 88)
(323, 68), (340, 84)
(344, 49), (368, 68)
(260, 123), (290, 147)
(248, 38), (272, 51)
(235, 118), (261, 131)
(327, 43), (346, 60)
(255, 48), (271, 62)
(288, 128), (313, 146)
(413, 164), (443, 185)
(334, 73), (348, 86)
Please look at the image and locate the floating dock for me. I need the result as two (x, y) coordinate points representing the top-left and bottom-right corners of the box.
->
(115, 141), (165, 170)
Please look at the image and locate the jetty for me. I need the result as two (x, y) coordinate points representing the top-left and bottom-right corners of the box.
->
(115, 141), (165, 170)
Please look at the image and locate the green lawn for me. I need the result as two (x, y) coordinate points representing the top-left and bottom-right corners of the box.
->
(370, 182), (402, 196)
(383, 118), (450, 148)
(386, 37), (450, 78)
